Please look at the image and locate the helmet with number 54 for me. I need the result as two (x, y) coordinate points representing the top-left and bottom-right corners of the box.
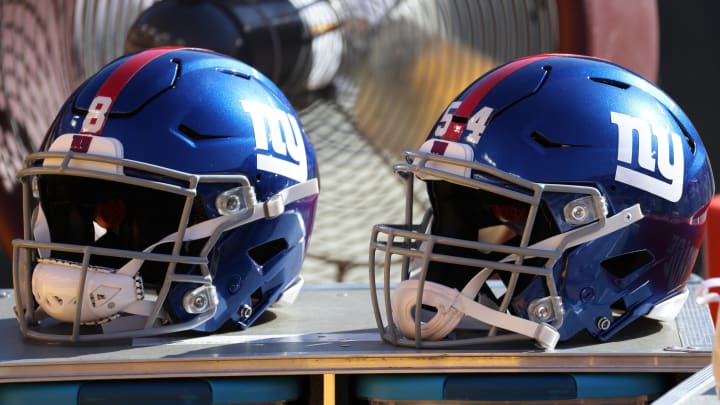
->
(13, 47), (319, 342)
(369, 54), (714, 350)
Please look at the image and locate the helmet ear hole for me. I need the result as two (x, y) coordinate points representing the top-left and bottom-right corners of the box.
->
(248, 238), (289, 265)
(600, 250), (654, 279)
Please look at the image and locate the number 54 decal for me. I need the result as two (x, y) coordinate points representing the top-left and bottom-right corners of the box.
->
(433, 101), (493, 144)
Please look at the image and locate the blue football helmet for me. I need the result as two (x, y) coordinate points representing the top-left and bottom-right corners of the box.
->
(13, 47), (319, 342)
(369, 54), (714, 349)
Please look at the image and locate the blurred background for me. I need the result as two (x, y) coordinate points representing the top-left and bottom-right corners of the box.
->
(0, 0), (717, 287)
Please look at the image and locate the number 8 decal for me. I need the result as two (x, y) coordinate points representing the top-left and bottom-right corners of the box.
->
(81, 96), (112, 134)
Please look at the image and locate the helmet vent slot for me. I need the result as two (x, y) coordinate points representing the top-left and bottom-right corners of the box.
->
(610, 297), (627, 315)
(600, 249), (654, 279)
(589, 77), (630, 89)
(248, 238), (289, 265)
(217, 68), (251, 80)
(530, 131), (588, 148)
(679, 125), (696, 154)
(177, 124), (230, 141)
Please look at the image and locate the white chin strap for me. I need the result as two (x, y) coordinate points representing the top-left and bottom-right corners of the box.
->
(392, 280), (465, 341)
(30, 178), (319, 325)
(392, 277), (560, 350)
(391, 203), (644, 350)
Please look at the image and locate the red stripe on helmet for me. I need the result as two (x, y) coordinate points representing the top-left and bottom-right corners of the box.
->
(444, 122), (467, 142)
(83, 47), (183, 135)
(455, 54), (550, 117)
(443, 54), (553, 140)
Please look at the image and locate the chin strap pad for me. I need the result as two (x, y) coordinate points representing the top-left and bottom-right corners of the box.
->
(392, 278), (561, 350)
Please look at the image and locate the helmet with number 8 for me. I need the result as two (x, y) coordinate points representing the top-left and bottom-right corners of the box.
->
(369, 54), (714, 349)
(13, 47), (319, 342)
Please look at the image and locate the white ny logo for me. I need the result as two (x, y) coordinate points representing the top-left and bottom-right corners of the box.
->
(611, 111), (684, 202)
(241, 100), (308, 183)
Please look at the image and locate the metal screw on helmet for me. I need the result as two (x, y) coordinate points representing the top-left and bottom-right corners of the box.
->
(563, 196), (607, 225)
(533, 303), (552, 322)
(182, 285), (218, 314)
(225, 195), (241, 212)
(216, 185), (254, 216)
(239, 304), (253, 320)
(528, 296), (564, 324)
(194, 295), (207, 309)
(571, 205), (587, 222)
(596, 316), (612, 331)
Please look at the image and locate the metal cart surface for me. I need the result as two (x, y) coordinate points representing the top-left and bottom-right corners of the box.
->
(0, 277), (714, 404)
